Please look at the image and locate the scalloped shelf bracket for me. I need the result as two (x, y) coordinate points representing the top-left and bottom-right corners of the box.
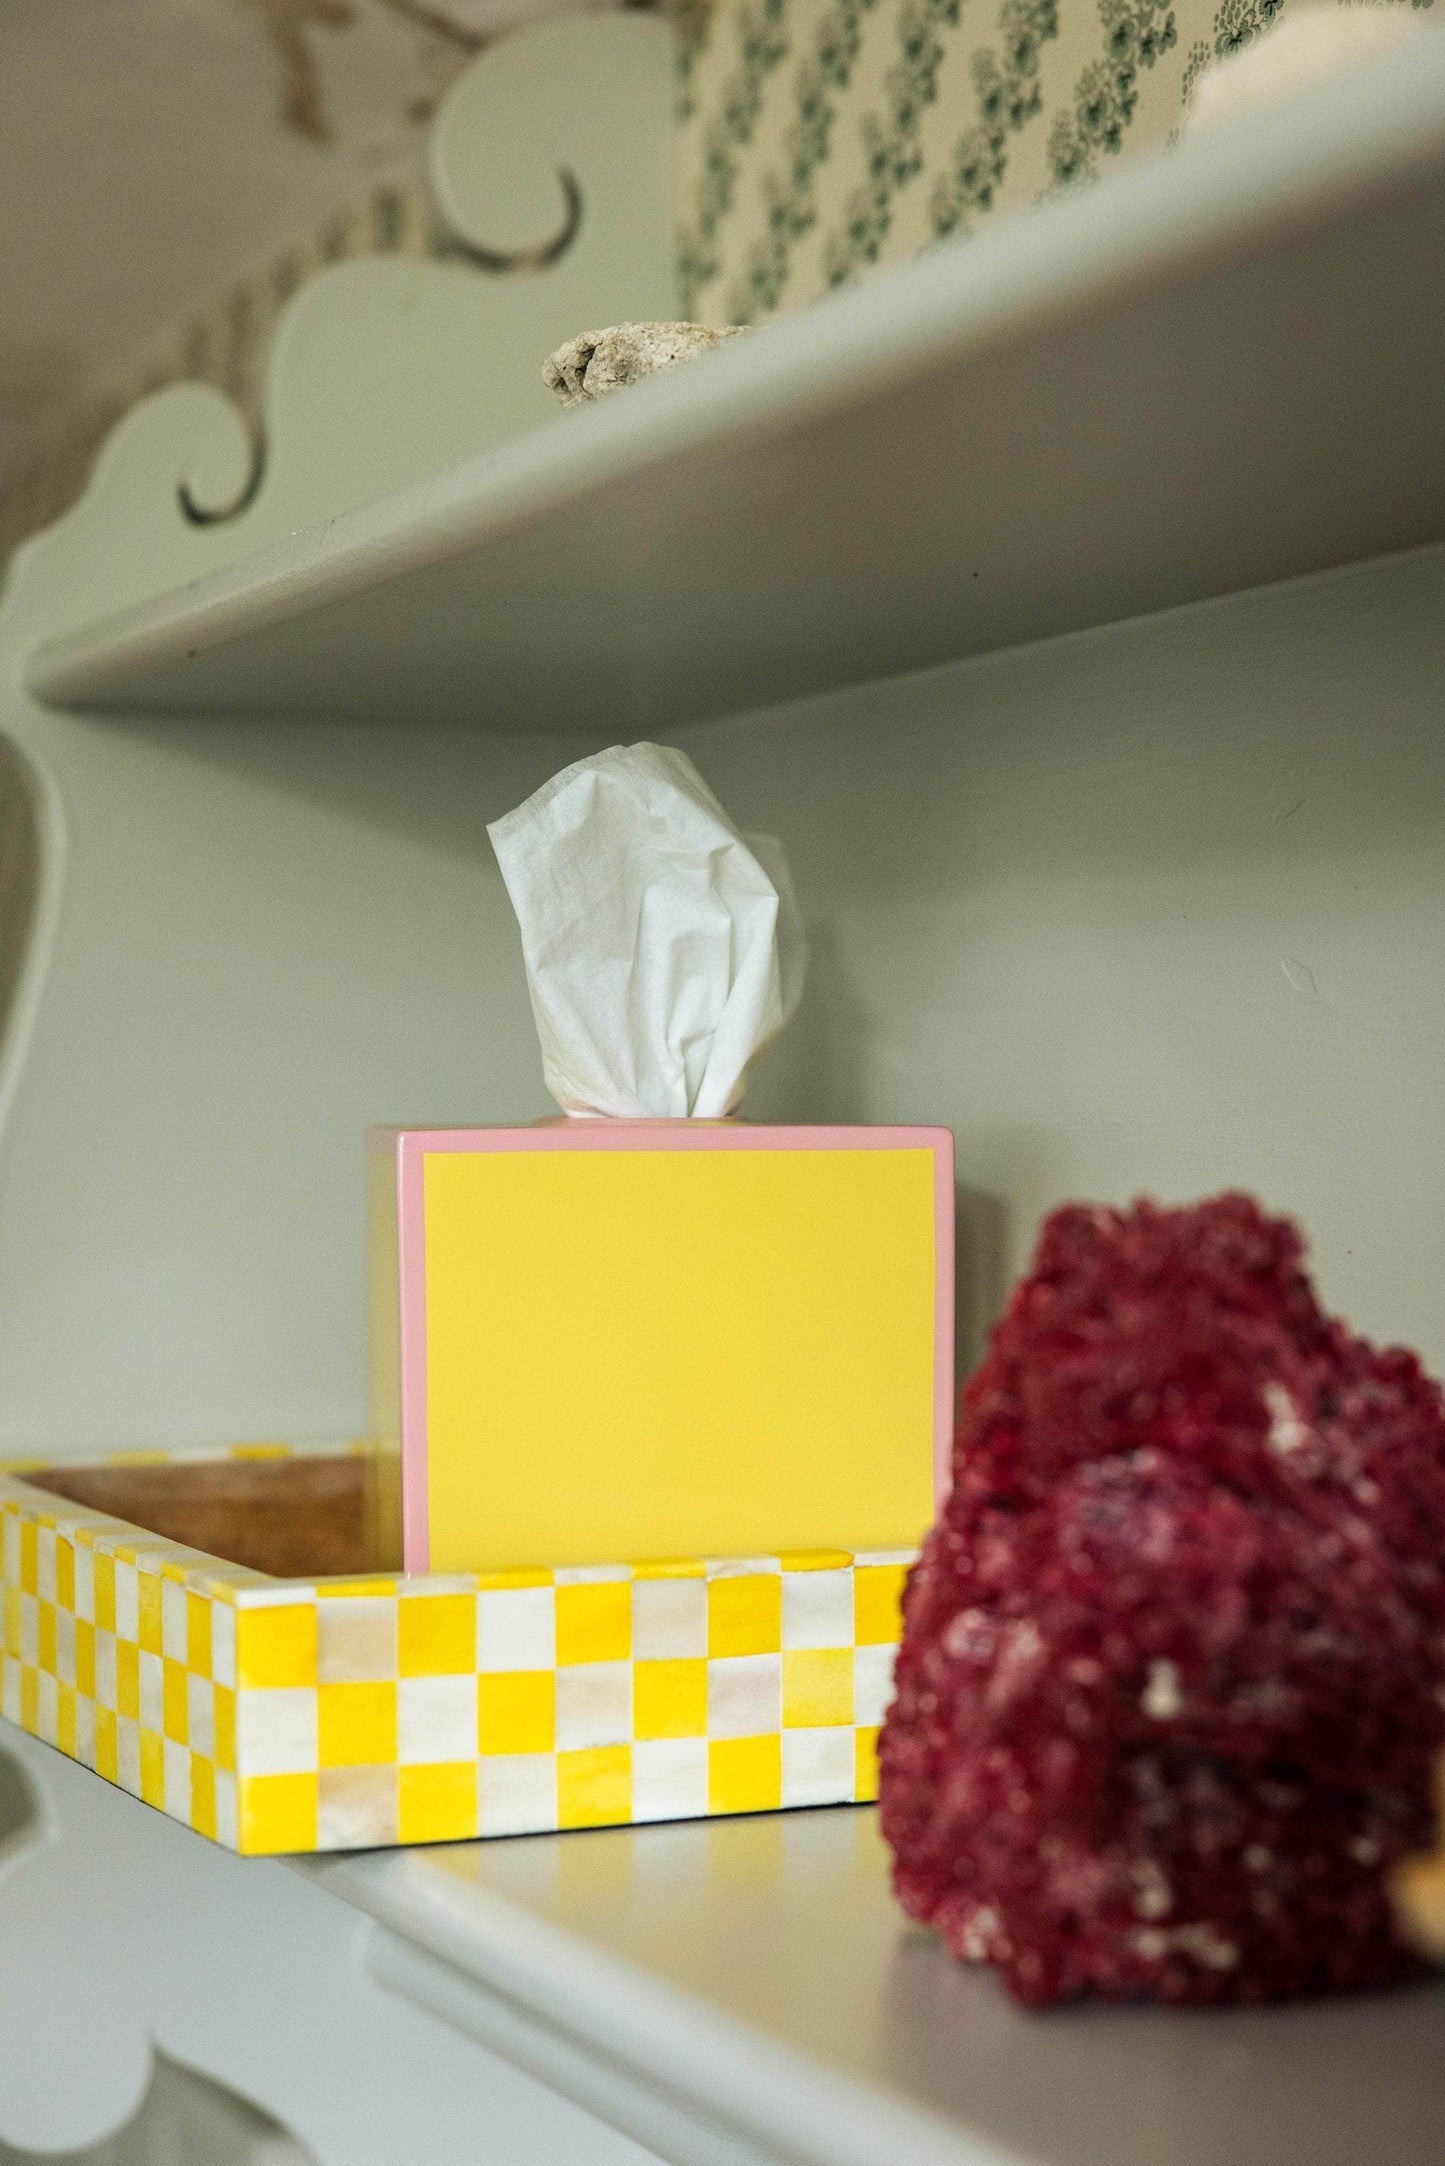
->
(1, 11), (678, 655)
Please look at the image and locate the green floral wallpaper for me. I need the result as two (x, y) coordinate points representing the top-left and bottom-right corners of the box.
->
(675, 0), (1432, 323)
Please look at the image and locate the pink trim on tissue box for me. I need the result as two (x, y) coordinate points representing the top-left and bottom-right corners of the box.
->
(394, 1122), (955, 1573)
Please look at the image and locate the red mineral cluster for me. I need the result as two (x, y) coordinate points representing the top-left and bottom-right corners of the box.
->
(880, 1194), (1445, 2007)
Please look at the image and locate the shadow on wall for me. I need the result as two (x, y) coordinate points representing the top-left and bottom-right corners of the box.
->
(747, 917), (871, 1125)
(0, 738), (40, 1065)
(955, 1182), (1007, 1382)
(100, 716), (605, 871)
(747, 921), (1010, 1388)
(0, 1747), (40, 1867)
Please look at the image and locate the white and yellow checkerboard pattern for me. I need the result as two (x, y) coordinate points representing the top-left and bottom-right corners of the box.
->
(0, 1463), (913, 1855)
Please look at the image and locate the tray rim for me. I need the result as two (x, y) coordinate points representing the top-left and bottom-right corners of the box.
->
(0, 1452), (915, 1857)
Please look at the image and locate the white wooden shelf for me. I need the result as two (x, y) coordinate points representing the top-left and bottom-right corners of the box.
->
(13, 1729), (1442, 2166)
(313, 1804), (1445, 2166)
(25, 42), (1445, 732)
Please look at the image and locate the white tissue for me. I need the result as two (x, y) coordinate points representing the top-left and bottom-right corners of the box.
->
(488, 742), (807, 1119)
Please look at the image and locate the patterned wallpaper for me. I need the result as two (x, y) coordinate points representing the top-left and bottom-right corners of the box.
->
(1, 0), (1429, 570)
(675, 0), (1432, 323)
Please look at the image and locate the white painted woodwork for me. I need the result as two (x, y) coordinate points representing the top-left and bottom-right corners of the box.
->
(2, 12), (677, 656)
(0, 0), (574, 471)
(321, 1796), (1445, 2166)
(0, 1730), (657, 2163)
(0, 14), (1442, 2163)
(17, 39), (1445, 729)
(0, 2052), (318, 2164)
(7, 1718), (1445, 2166)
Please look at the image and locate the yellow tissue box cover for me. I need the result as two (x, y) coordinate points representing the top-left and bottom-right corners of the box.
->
(370, 1123), (953, 1576)
(0, 1453), (914, 1856)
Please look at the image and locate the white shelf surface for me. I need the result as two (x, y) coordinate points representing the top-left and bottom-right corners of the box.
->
(27, 43), (1445, 731)
(311, 1805), (1445, 2166)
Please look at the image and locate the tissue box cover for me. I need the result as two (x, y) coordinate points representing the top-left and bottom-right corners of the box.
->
(0, 1454), (913, 1855)
(369, 1124), (953, 1576)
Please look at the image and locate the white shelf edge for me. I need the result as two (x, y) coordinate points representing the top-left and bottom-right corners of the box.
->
(23, 36), (1445, 724)
(310, 1845), (1026, 2166)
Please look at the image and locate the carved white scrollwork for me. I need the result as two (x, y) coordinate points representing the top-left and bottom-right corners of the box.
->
(2, 11), (676, 653)
(442, 165), (584, 274)
(0, 2049), (319, 2164)
(0, 1734), (623, 2161)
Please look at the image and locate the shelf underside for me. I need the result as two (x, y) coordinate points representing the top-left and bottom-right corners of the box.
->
(27, 44), (1445, 730)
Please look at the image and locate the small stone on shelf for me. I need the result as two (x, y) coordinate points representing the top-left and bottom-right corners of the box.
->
(542, 322), (751, 408)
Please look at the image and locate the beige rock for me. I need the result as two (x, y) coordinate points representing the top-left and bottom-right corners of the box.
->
(543, 321), (751, 408)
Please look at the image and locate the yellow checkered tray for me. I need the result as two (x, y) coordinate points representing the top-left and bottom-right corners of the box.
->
(0, 1452), (912, 1855)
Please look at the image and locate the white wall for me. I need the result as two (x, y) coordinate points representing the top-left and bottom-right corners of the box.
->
(689, 542), (1445, 1377)
(0, 704), (589, 1456)
(0, 540), (1440, 1455)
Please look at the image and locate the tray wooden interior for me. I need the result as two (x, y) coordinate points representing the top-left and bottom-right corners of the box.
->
(26, 1456), (367, 1580)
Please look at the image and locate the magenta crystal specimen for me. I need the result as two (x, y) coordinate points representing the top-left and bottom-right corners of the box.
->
(880, 1195), (1445, 2006)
